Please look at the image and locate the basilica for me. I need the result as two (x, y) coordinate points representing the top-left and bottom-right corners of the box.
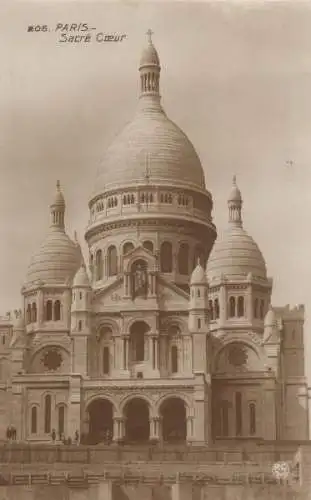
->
(0, 33), (309, 446)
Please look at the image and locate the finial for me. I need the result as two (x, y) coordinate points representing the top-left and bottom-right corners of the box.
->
(74, 230), (78, 242)
(233, 175), (237, 185)
(146, 29), (153, 45)
(56, 180), (61, 191)
(197, 256), (201, 266)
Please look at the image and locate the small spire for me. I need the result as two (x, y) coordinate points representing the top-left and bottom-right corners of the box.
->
(56, 180), (61, 191)
(197, 256), (201, 267)
(139, 30), (161, 102)
(232, 174), (237, 185)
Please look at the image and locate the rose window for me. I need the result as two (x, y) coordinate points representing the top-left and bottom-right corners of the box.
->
(41, 348), (63, 371)
(228, 344), (248, 367)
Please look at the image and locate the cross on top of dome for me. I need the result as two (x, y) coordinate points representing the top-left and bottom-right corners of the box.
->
(146, 29), (154, 44)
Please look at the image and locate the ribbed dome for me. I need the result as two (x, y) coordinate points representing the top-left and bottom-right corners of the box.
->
(207, 226), (267, 280)
(92, 33), (205, 197)
(94, 110), (205, 195)
(25, 231), (81, 287)
(207, 178), (267, 281)
(25, 182), (81, 287)
(140, 43), (160, 67)
(73, 265), (90, 288)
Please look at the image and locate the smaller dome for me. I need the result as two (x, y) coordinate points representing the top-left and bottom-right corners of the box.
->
(264, 306), (277, 327)
(51, 180), (65, 207)
(190, 262), (207, 285)
(228, 176), (242, 202)
(139, 30), (160, 67)
(73, 265), (90, 288)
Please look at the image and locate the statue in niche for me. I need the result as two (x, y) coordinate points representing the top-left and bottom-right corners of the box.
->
(131, 261), (148, 299)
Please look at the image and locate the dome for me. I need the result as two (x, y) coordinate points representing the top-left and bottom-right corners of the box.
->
(52, 180), (65, 207)
(92, 33), (205, 197)
(25, 182), (81, 287)
(94, 111), (205, 195)
(228, 176), (242, 202)
(73, 265), (90, 288)
(206, 178), (267, 281)
(140, 38), (160, 67)
(25, 231), (81, 287)
(191, 262), (207, 285)
(264, 307), (277, 327)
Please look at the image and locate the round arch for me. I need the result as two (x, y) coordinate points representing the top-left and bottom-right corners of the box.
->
(159, 397), (187, 443)
(213, 340), (264, 373)
(123, 397), (151, 443)
(86, 397), (115, 445)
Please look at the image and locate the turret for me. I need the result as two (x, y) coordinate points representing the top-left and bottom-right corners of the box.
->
(189, 261), (209, 378)
(189, 260), (209, 333)
(71, 264), (91, 376)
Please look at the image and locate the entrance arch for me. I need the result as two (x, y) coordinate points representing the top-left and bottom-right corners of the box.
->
(87, 399), (114, 445)
(160, 397), (187, 443)
(124, 398), (150, 443)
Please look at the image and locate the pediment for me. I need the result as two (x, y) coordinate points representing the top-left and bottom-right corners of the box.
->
(92, 276), (124, 309)
(122, 245), (157, 273)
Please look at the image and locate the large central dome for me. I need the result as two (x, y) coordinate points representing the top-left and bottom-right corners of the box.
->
(92, 33), (206, 198)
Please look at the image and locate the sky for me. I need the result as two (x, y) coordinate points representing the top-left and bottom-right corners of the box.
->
(0, 1), (311, 379)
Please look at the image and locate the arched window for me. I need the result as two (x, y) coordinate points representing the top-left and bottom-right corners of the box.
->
(78, 320), (82, 331)
(229, 297), (236, 318)
(220, 401), (229, 437)
(31, 302), (37, 323)
(260, 300), (265, 319)
(26, 304), (31, 324)
(197, 318), (201, 329)
(171, 345), (178, 373)
(197, 289), (201, 298)
(54, 300), (61, 321)
(2, 335), (5, 345)
(253, 298), (258, 319)
(123, 242), (134, 255)
(214, 298), (220, 319)
(209, 300), (214, 320)
(95, 249), (103, 281)
(103, 346), (110, 375)
(160, 242), (173, 273)
(178, 243), (189, 275)
(237, 296), (244, 318)
(143, 240), (154, 253)
(46, 301), (53, 321)
(235, 392), (242, 436)
(31, 406), (37, 434)
(58, 405), (65, 435)
(44, 395), (52, 434)
(249, 403), (256, 436)
(107, 245), (118, 276)
(130, 322), (148, 363)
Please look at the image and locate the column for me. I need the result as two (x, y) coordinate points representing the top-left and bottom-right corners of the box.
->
(186, 416), (194, 442)
(123, 336), (129, 370)
(37, 289), (44, 326)
(150, 417), (160, 441)
(149, 335), (154, 368)
(154, 337), (159, 370)
(219, 283), (227, 325)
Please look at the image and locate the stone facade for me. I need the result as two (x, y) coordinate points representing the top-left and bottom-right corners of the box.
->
(1, 33), (310, 447)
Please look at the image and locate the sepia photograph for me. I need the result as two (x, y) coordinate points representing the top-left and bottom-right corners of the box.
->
(0, 0), (311, 498)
